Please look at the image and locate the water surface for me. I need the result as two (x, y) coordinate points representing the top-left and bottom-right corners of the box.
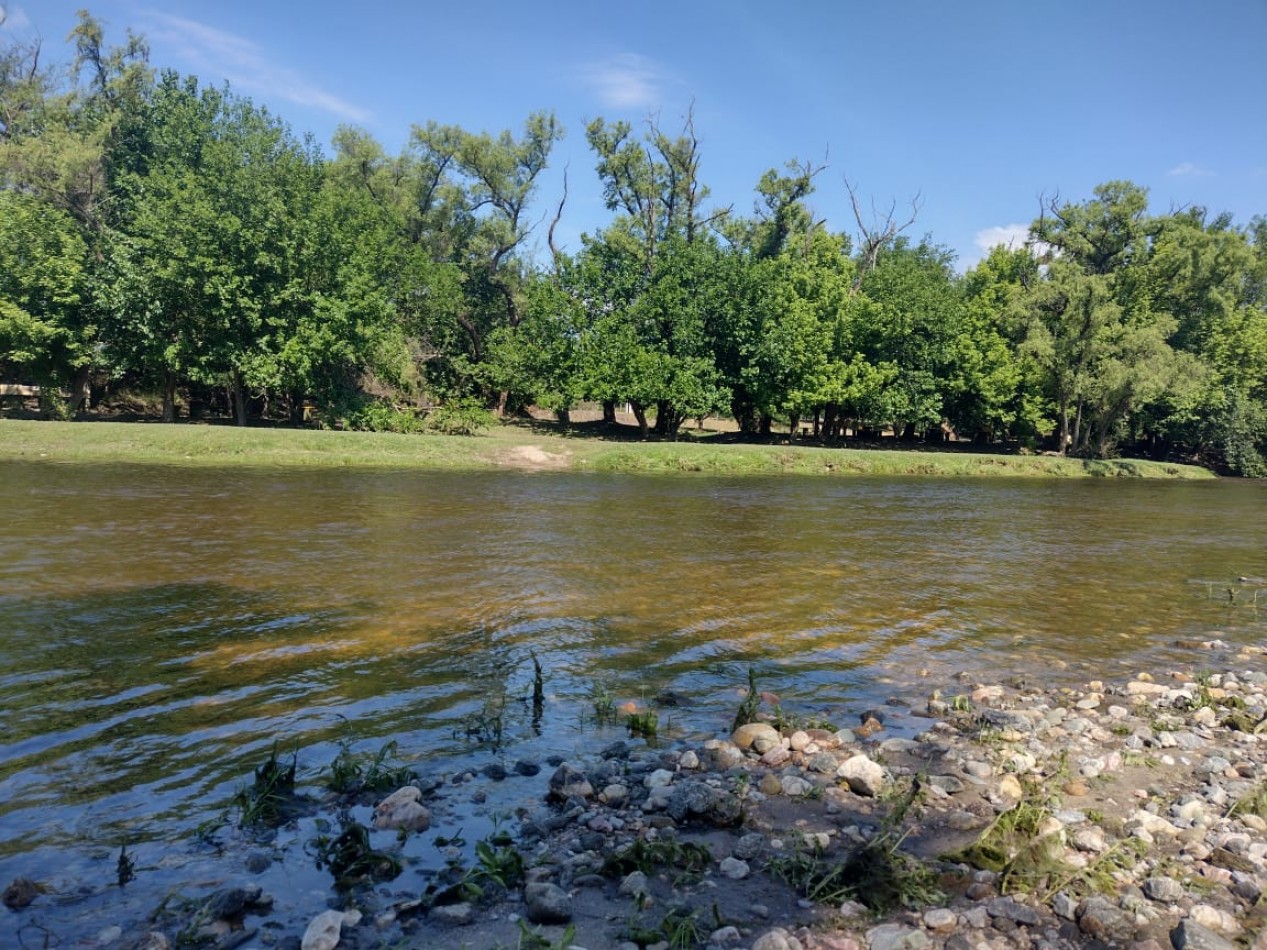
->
(1, 464), (1264, 883)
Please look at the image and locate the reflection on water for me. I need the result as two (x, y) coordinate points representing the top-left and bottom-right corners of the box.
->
(0, 463), (1264, 869)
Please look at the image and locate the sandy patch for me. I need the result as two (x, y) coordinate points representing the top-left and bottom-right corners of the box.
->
(499, 444), (572, 470)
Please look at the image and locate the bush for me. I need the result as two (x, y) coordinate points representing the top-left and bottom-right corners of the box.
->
(333, 398), (426, 434)
(426, 398), (497, 436)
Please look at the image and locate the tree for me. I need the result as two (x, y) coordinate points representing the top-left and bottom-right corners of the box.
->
(105, 73), (323, 423)
(0, 191), (91, 414)
(408, 112), (562, 408)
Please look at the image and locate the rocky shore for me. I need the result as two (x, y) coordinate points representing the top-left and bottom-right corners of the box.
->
(9, 640), (1267, 950)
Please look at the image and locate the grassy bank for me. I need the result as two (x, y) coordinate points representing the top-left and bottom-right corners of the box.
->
(0, 418), (1215, 479)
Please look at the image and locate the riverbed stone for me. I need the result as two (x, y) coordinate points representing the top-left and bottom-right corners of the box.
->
(619, 870), (649, 898)
(524, 881), (573, 924)
(2, 877), (38, 910)
(864, 923), (929, 950)
(922, 908), (957, 932)
(1143, 875), (1184, 902)
(1077, 895), (1131, 940)
(301, 909), (360, 950)
(547, 763), (593, 802)
(1170, 919), (1237, 950)
(429, 901), (474, 926)
(733, 722), (781, 751)
(752, 929), (804, 950)
(838, 754), (886, 796)
(720, 856), (750, 879)
(371, 786), (430, 832)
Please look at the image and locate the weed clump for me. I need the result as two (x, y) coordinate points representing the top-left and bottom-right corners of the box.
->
(327, 739), (415, 796)
(767, 835), (943, 912)
(309, 820), (402, 889)
(626, 708), (659, 738)
(602, 838), (713, 883)
(235, 744), (304, 827)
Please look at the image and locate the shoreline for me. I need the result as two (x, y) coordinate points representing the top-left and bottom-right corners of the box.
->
(7, 641), (1267, 949)
(0, 420), (1216, 480)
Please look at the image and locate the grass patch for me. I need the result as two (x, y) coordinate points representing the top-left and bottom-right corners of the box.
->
(0, 419), (1214, 479)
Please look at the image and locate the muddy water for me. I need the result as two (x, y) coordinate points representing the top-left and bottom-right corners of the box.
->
(0, 463), (1264, 925)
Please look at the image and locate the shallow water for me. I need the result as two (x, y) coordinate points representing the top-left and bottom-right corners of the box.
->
(0, 463), (1264, 924)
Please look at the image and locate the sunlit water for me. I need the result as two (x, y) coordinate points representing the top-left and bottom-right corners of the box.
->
(0, 462), (1264, 932)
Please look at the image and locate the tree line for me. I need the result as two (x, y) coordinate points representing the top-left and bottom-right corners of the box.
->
(2, 15), (1265, 473)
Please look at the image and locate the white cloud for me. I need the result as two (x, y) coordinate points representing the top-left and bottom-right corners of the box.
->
(973, 223), (1031, 256)
(144, 12), (370, 123)
(1167, 162), (1212, 178)
(580, 53), (668, 110)
(0, 5), (33, 32)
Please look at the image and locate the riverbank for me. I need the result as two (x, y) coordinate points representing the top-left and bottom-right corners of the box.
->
(0, 419), (1215, 479)
(9, 643), (1267, 950)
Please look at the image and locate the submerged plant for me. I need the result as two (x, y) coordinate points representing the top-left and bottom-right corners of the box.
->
(626, 708), (659, 739)
(591, 681), (618, 725)
(309, 820), (402, 889)
(327, 738), (415, 795)
(116, 844), (136, 888)
(732, 666), (761, 733)
(235, 744), (299, 827)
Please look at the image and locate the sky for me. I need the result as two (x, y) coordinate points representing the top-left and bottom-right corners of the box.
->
(5, 1), (1266, 270)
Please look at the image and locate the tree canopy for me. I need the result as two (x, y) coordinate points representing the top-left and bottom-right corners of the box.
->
(3, 14), (1264, 474)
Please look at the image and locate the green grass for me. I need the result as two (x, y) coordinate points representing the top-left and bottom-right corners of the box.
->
(0, 419), (1215, 479)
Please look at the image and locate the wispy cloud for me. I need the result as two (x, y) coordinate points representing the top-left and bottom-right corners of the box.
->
(973, 223), (1031, 256)
(0, 4), (33, 32)
(1167, 161), (1213, 178)
(580, 53), (669, 110)
(144, 12), (370, 123)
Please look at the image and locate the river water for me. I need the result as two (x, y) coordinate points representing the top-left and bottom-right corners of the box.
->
(0, 463), (1264, 931)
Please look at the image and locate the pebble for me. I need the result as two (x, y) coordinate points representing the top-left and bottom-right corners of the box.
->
(719, 856), (749, 879)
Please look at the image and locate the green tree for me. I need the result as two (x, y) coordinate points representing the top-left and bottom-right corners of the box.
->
(105, 73), (323, 423)
(0, 191), (91, 414)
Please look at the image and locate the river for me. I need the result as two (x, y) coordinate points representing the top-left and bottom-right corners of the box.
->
(0, 463), (1263, 932)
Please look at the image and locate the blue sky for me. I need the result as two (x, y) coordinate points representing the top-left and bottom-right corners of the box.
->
(6, 1), (1266, 269)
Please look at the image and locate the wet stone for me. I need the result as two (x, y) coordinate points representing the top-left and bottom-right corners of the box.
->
(429, 901), (474, 926)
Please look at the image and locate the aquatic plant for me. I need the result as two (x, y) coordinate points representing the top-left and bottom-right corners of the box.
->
(327, 738), (415, 795)
(731, 666), (761, 733)
(626, 708), (659, 738)
(309, 820), (402, 889)
(234, 744), (299, 827)
(116, 844), (136, 888)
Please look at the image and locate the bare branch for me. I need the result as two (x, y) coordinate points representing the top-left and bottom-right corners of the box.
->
(846, 177), (921, 292)
(547, 163), (569, 264)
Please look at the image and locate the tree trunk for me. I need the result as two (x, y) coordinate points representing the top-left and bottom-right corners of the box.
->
(495, 390), (509, 418)
(1057, 396), (1070, 456)
(1072, 402), (1084, 456)
(231, 372), (248, 427)
(759, 414), (772, 437)
(68, 364), (92, 417)
(554, 408), (570, 424)
(788, 413), (800, 439)
(162, 374), (178, 423)
(602, 400), (617, 425)
(812, 409), (821, 439)
(821, 404), (839, 442)
(631, 402), (649, 439)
